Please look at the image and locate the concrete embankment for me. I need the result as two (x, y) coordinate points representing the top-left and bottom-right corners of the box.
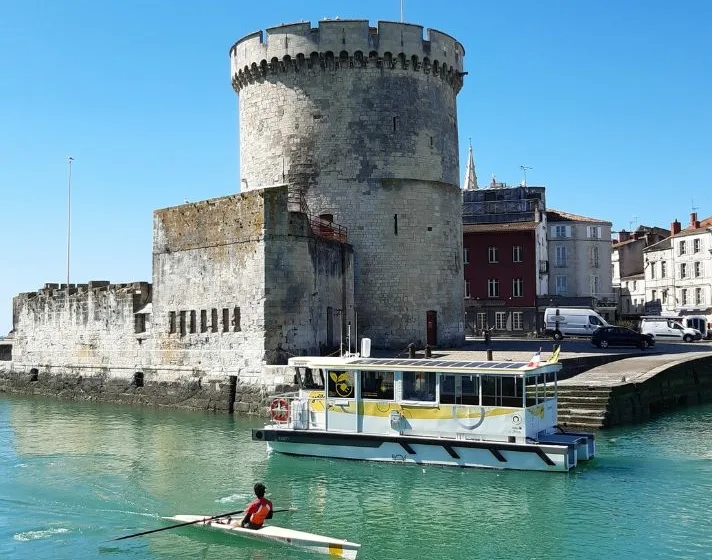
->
(556, 352), (712, 430)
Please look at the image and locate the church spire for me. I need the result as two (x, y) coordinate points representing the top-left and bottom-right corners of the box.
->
(463, 139), (478, 190)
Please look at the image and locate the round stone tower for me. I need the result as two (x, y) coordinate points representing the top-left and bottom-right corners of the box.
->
(230, 20), (465, 348)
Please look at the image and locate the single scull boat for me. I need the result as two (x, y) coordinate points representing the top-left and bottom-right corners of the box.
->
(168, 515), (361, 558)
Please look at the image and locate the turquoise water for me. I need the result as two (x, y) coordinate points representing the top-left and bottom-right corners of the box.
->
(1, 394), (711, 560)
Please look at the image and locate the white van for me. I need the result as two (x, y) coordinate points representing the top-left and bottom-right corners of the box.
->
(543, 308), (609, 340)
(680, 316), (710, 340)
(640, 317), (702, 343)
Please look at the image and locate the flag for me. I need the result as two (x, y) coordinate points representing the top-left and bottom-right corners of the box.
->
(527, 349), (541, 368)
(547, 345), (561, 364)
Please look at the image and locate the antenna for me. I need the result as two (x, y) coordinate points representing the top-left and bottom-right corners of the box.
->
(520, 165), (532, 187)
(629, 215), (638, 231)
(691, 198), (699, 213)
(400, 0), (404, 22)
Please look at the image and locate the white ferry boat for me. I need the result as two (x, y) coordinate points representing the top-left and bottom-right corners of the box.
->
(253, 353), (595, 472)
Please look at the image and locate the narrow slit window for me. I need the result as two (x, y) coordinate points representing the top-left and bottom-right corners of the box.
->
(211, 308), (218, 333)
(179, 311), (186, 336)
(169, 311), (176, 334)
(222, 308), (229, 332)
(394, 214), (398, 235)
(234, 307), (241, 332)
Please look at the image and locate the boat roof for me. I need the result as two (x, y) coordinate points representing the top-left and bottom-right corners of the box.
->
(288, 356), (561, 378)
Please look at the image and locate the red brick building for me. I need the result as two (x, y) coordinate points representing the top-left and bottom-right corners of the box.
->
(463, 222), (540, 335)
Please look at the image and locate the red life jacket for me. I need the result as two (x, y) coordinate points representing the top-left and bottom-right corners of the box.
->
(247, 497), (272, 526)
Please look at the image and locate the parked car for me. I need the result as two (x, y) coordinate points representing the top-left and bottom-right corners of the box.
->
(591, 326), (655, 349)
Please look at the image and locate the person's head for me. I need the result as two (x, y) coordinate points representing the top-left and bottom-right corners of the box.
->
(254, 483), (266, 498)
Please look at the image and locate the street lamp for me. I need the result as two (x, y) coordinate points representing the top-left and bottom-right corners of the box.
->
(67, 156), (74, 286)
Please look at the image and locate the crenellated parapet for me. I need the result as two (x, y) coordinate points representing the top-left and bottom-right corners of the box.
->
(230, 20), (465, 93)
(15, 281), (152, 314)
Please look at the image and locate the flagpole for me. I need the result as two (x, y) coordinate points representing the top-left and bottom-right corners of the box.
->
(67, 156), (74, 286)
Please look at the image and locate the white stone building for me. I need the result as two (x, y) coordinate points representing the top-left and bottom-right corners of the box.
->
(612, 226), (670, 320)
(542, 210), (615, 321)
(643, 213), (712, 327)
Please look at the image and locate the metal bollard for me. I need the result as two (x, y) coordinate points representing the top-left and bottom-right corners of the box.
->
(424, 345), (432, 358)
(486, 349), (493, 361)
(408, 343), (416, 359)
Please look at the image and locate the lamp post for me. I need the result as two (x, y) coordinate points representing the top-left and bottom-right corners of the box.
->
(67, 156), (74, 286)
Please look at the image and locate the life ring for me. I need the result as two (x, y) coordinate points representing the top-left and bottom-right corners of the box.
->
(270, 398), (289, 422)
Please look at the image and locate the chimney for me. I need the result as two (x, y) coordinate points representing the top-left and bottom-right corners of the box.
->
(690, 212), (700, 229)
(671, 219), (681, 235)
(618, 230), (630, 242)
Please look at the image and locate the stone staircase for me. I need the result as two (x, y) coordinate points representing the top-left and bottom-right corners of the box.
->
(555, 386), (613, 431)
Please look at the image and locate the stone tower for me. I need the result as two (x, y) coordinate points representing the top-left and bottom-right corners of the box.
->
(230, 20), (465, 348)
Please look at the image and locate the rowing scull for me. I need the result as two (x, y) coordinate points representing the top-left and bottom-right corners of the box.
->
(168, 515), (361, 558)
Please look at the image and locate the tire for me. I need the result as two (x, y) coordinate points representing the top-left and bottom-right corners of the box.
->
(553, 331), (563, 341)
(639, 339), (648, 350)
(683, 335), (692, 343)
(600, 339), (609, 348)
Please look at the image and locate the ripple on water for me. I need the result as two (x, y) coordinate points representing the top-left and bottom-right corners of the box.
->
(14, 527), (70, 542)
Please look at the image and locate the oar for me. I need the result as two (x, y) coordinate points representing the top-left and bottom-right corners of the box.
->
(112, 507), (294, 541)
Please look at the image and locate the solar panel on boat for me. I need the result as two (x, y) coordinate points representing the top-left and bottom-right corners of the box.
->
(349, 358), (532, 370)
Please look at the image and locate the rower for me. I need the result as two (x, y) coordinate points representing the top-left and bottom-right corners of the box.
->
(240, 482), (273, 530)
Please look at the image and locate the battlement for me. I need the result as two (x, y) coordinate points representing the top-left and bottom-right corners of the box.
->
(18, 281), (151, 301)
(230, 19), (465, 93)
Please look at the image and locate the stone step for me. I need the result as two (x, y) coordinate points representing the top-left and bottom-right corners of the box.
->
(557, 396), (610, 409)
(558, 407), (607, 417)
(556, 419), (605, 431)
(557, 413), (607, 429)
(557, 387), (613, 396)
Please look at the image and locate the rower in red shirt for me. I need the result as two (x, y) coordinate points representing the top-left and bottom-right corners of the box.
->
(240, 482), (273, 529)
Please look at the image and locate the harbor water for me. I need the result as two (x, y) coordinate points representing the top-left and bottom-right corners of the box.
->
(1, 394), (711, 560)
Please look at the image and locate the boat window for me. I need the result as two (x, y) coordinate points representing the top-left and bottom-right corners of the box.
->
(296, 367), (324, 389)
(440, 374), (479, 405)
(327, 370), (355, 398)
(402, 371), (436, 402)
(361, 371), (394, 400)
(482, 375), (522, 407)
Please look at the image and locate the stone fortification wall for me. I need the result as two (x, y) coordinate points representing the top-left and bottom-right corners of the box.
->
(152, 190), (268, 379)
(230, 20), (465, 348)
(11, 281), (151, 368)
(263, 187), (354, 362)
(152, 185), (354, 370)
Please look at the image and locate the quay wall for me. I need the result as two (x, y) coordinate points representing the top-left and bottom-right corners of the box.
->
(0, 361), (297, 414)
(605, 354), (712, 427)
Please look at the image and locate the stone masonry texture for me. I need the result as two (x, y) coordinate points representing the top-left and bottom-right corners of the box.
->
(231, 20), (466, 348)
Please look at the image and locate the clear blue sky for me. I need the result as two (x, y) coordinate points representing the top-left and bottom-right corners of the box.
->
(1, 0), (710, 336)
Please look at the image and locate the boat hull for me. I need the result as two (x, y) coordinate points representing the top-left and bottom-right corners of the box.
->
(254, 427), (584, 472)
(168, 515), (360, 558)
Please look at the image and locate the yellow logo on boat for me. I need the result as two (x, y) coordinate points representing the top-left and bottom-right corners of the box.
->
(329, 372), (353, 397)
(530, 404), (545, 418)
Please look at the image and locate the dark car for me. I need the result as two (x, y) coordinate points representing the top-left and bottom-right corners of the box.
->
(591, 326), (655, 349)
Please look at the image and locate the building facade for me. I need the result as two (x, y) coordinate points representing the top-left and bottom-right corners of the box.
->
(644, 214), (712, 330)
(543, 210), (614, 322)
(612, 226), (670, 321)
(462, 184), (547, 335)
